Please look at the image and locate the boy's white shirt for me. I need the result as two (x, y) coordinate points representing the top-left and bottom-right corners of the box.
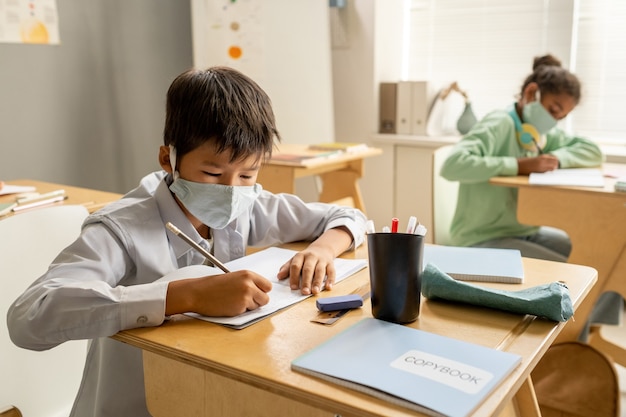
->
(7, 170), (367, 417)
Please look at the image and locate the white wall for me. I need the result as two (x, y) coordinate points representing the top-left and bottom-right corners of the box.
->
(190, 0), (336, 201)
(0, 0), (193, 193)
(1, 0), (396, 204)
(331, 0), (405, 222)
(191, 0), (335, 147)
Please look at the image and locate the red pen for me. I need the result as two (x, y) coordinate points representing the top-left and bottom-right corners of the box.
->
(391, 217), (399, 233)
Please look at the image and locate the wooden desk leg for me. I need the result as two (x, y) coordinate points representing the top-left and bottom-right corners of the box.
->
(512, 376), (542, 417)
(318, 160), (366, 213)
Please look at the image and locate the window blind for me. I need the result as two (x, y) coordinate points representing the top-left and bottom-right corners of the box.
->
(404, 0), (626, 144)
(406, 0), (573, 121)
(572, 0), (626, 142)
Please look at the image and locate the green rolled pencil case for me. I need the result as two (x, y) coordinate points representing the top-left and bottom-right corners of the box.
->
(421, 263), (574, 322)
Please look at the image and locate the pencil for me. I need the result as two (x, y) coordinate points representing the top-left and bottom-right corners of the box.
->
(12, 195), (68, 212)
(165, 222), (230, 273)
(16, 189), (65, 204)
(531, 137), (543, 155)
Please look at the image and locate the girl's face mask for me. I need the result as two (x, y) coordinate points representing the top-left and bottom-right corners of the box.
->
(522, 93), (558, 135)
(168, 146), (262, 230)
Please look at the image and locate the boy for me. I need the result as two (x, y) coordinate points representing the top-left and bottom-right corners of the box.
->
(8, 67), (367, 416)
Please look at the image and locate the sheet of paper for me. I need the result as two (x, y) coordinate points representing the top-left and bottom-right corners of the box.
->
(0, 0), (60, 44)
(529, 168), (605, 187)
(159, 247), (368, 329)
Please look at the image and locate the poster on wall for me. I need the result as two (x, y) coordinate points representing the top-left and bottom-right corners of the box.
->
(192, 0), (264, 80)
(0, 0), (60, 45)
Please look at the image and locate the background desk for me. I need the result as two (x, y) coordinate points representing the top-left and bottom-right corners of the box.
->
(258, 144), (382, 213)
(490, 164), (626, 345)
(1, 179), (122, 214)
(114, 243), (596, 417)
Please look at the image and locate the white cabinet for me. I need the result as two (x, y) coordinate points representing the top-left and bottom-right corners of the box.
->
(362, 134), (459, 243)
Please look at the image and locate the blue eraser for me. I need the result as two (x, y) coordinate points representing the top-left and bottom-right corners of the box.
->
(316, 294), (363, 312)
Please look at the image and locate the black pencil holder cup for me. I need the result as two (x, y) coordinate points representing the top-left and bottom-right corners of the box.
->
(367, 232), (424, 324)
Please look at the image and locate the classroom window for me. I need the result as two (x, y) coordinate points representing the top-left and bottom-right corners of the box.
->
(404, 0), (626, 145)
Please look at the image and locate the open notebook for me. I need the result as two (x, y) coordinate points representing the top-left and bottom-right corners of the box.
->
(423, 245), (524, 284)
(292, 318), (521, 417)
(158, 247), (367, 329)
(528, 168), (605, 187)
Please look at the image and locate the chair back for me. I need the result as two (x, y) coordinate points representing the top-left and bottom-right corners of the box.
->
(532, 342), (619, 417)
(432, 145), (459, 245)
(0, 205), (89, 417)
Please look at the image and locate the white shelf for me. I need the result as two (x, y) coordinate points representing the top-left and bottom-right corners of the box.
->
(361, 134), (460, 243)
(372, 134), (460, 148)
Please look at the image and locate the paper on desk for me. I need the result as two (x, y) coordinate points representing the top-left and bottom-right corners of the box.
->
(0, 184), (36, 196)
(529, 168), (604, 187)
(159, 247), (368, 329)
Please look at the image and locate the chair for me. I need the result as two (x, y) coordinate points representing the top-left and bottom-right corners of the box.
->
(1, 205), (89, 417)
(532, 342), (620, 417)
(588, 246), (626, 368)
(432, 145), (459, 245)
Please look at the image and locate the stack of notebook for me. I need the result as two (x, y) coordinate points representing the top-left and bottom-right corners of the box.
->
(422, 245), (524, 284)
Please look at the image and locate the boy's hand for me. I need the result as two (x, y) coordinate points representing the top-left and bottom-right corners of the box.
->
(276, 226), (354, 295)
(165, 270), (272, 317)
(276, 245), (336, 296)
(517, 154), (559, 175)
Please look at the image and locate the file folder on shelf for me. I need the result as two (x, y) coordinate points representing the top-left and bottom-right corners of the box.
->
(379, 81), (434, 135)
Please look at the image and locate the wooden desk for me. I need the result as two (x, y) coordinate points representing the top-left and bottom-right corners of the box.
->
(1, 179), (122, 215)
(258, 144), (382, 213)
(114, 243), (597, 417)
(490, 164), (626, 344)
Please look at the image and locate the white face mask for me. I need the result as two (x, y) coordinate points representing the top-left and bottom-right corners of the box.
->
(168, 146), (262, 229)
(522, 93), (558, 135)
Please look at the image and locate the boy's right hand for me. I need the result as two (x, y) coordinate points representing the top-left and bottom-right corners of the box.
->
(165, 270), (272, 317)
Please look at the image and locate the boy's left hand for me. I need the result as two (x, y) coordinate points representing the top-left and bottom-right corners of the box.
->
(277, 245), (336, 295)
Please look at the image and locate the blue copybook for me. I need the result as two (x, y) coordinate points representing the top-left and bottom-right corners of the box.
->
(423, 245), (524, 284)
(291, 318), (521, 417)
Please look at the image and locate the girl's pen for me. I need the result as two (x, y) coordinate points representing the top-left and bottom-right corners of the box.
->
(532, 137), (544, 155)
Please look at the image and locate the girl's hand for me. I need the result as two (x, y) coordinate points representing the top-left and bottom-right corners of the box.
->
(517, 154), (559, 174)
